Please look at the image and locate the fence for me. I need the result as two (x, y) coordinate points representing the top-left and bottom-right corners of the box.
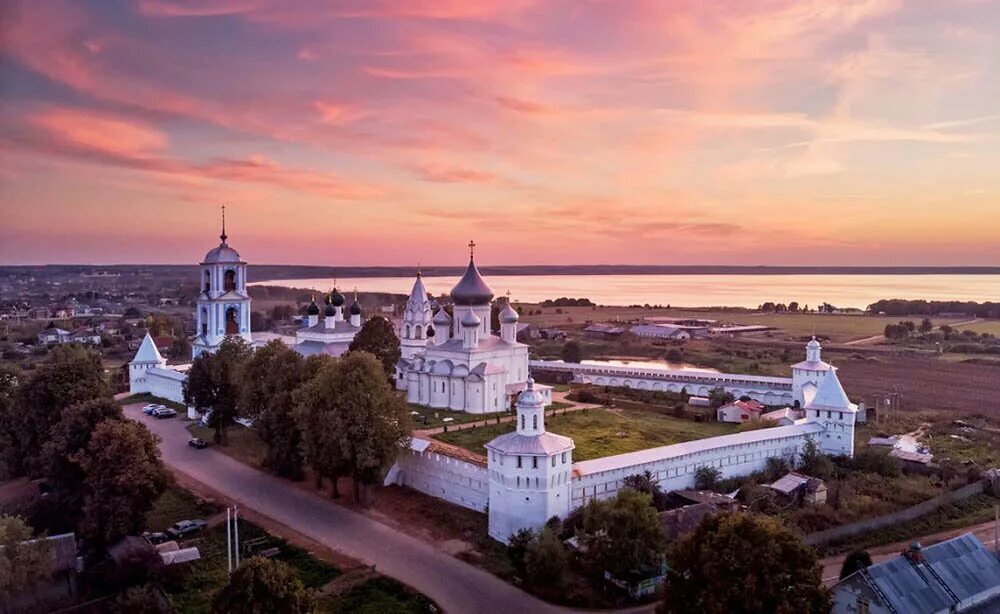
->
(803, 480), (986, 546)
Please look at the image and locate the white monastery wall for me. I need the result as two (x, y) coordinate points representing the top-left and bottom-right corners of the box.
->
(569, 423), (823, 508)
(387, 443), (490, 512)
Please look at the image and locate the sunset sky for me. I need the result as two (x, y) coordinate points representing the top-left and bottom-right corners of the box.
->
(1, 0), (999, 266)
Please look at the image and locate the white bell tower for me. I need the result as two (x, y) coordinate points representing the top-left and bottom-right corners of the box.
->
(401, 270), (432, 360)
(192, 206), (253, 359)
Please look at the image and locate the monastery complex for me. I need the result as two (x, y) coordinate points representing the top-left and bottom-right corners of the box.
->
(129, 222), (860, 543)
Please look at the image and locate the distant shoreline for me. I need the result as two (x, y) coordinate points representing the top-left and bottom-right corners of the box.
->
(5, 264), (1000, 280)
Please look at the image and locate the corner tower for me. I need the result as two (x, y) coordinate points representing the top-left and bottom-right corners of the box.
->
(486, 379), (575, 543)
(192, 207), (253, 358)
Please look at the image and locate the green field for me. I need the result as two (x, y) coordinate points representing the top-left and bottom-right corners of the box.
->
(520, 304), (950, 342)
(433, 407), (737, 460)
(408, 404), (509, 429)
(954, 319), (1000, 335)
(147, 485), (220, 532)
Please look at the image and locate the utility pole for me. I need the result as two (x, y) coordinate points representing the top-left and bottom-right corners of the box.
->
(234, 505), (240, 569)
(226, 506), (232, 574)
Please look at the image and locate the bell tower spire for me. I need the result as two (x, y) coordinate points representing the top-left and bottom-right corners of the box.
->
(220, 204), (228, 244)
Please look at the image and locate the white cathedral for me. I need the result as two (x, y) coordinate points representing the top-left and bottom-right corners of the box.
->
(395, 243), (551, 413)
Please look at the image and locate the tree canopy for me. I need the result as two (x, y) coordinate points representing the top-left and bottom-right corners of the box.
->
(579, 489), (666, 579)
(77, 420), (169, 546)
(15, 345), (109, 475)
(212, 556), (315, 614)
(662, 513), (829, 614)
(240, 341), (307, 478)
(184, 337), (253, 444)
(560, 341), (583, 363)
(839, 550), (873, 580)
(0, 515), (52, 604)
(347, 316), (401, 378)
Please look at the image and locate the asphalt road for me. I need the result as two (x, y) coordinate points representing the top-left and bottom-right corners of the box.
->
(125, 403), (581, 614)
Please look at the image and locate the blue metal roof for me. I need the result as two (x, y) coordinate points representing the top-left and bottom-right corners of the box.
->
(861, 533), (1000, 614)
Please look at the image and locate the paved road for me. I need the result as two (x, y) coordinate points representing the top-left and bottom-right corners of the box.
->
(126, 404), (580, 614)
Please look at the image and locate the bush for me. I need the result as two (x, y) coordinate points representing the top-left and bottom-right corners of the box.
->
(524, 528), (568, 589)
(694, 466), (722, 491)
(851, 449), (902, 477)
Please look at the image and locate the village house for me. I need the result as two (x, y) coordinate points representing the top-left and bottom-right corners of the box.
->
(37, 327), (72, 345)
(767, 472), (827, 505)
(716, 399), (766, 423)
(831, 534), (1000, 614)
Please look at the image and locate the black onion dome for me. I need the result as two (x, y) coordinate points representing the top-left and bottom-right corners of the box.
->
(330, 288), (345, 307)
(350, 300), (362, 316)
(426, 324), (435, 338)
(450, 257), (494, 306)
(324, 303), (335, 317)
(306, 299), (320, 316)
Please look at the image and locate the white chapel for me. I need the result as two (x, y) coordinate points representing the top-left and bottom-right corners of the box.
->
(396, 242), (551, 413)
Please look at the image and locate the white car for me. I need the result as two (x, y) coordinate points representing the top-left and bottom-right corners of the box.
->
(153, 407), (177, 419)
(142, 404), (163, 415)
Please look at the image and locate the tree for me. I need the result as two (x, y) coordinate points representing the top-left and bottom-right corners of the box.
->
(525, 527), (569, 589)
(294, 360), (352, 499)
(0, 364), (21, 480)
(347, 317), (401, 378)
(940, 324), (954, 340)
(110, 584), (172, 614)
(798, 438), (835, 480)
(579, 489), (666, 579)
(662, 513), (829, 614)
(328, 352), (412, 504)
(169, 335), (191, 360)
(0, 515), (52, 609)
(212, 557), (314, 614)
(694, 466), (722, 491)
(560, 341), (583, 363)
(15, 344), (109, 475)
(183, 337), (252, 445)
(624, 470), (667, 509)
(839, 549), (873, 580)
(77, 420), (169, 546)
(708, 387), (734, 408)
(39, 398), (124, 531)
(918, 318), (934, 334)
(507, 528), (536, 576)
(788, 302), (800, 313)
(240, 341), (307, 478)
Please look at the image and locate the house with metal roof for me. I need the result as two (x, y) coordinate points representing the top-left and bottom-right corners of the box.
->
(831, 533), (1000, 614)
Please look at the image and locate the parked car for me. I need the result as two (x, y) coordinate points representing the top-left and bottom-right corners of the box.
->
(188, 437), (209, 449)
(154, 407), (177, 419)
(165, 519), (208, 539)
(143, 404), (164, 415)
(142, 531), (170, 545)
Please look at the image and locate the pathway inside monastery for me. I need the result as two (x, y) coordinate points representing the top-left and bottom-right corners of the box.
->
(124, 403), (618, 614)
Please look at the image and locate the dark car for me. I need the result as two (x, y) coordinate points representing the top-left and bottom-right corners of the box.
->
(188, 437), (209, 449)
(142, 531), (170, 545)
(165, 519), (208, 539)
(153, 407), (177, 419)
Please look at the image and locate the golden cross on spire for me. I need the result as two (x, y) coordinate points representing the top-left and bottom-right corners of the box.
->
(220, 204), (227, 243)
(468, 240), (476, 258)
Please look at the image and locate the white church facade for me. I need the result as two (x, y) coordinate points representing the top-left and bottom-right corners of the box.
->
(395, 244), (550, 413)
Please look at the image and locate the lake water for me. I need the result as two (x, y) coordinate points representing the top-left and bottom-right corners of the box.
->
(251, 274), (1000, 310)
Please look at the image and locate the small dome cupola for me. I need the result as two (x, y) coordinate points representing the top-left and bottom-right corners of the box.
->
(349, 289), (362, 316)
(330, 287), (345, 307)
(450, 240), (494, 306)
(306, 296), (320, 316)
(499, 301), (519, 324)
(324, 302), (335, 317)
(461, 309), (481, 328)
(202, 205), (243, 264)
(433, 308), (452, 325)
(426, 324), (436, 338)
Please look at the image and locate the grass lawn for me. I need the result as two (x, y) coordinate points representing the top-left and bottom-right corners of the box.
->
(147, 485), (221, 532)
(434, 407), (737, 460)
(119, 392), (187, 412)
(187, 423), (268, 469)
(322, 577), (435, 614)
(408, 404), (509, 429)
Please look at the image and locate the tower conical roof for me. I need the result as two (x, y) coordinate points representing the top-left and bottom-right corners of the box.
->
(133, 333), (164, 364)
(806, 370), (854, 411)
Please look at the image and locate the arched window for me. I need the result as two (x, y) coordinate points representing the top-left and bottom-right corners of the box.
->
(225, 307), (238, 335)
(203, 270), (211, 292)
(404, 324), (410, 338)
(224, 269), (236, 291)
(520, 415), (525, 430)
(415, 325), (423, 339)
(532, 415), (538, 430)
(201, 308), (208, 336)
